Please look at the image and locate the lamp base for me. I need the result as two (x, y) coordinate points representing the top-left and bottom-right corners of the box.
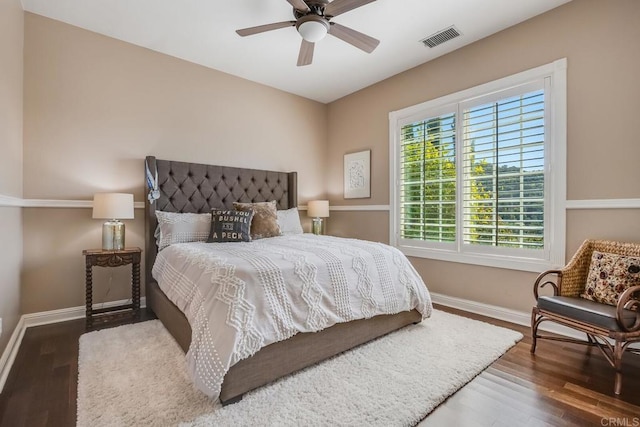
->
(103, 220), (125, 250)
(312, 218), (325, 235)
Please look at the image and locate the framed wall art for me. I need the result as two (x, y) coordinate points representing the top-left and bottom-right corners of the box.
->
(344, 150), (371, 199)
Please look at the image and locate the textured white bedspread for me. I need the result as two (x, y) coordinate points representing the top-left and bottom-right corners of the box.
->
(152, 234), (433, 399)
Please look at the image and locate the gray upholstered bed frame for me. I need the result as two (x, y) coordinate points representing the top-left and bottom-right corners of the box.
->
(144, 156), (421, 404)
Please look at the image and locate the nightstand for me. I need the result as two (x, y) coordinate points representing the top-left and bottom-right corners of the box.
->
(83, 247), (142, 327)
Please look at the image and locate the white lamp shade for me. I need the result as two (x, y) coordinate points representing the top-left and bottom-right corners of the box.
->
(92, 193), (134, 219)
(298, 20), (328, 42)
(308, 200), (330, 218)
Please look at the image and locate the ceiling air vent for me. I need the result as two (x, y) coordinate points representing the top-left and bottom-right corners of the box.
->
(420, 26), (461, 48)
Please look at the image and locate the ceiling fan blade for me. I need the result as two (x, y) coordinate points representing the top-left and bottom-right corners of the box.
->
(297, 40), (314, 66)
(236, 21), (296, 37)
(328, 22), (379, 53)
(287, 0), (310, 12)
(324, 0), (376, 17)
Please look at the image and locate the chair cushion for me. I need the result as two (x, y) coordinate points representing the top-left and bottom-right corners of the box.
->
(538, 296), (639, 332)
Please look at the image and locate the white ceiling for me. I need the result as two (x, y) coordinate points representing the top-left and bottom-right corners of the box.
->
(21, 0), (570, 103)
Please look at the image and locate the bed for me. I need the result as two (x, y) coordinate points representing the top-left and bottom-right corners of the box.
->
(144, 156), (432, 404)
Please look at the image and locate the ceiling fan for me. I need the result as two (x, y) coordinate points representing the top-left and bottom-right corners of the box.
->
(236, 0), (380, 66)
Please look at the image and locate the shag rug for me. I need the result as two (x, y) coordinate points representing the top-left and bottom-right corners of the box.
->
(77, 310), (522, 426)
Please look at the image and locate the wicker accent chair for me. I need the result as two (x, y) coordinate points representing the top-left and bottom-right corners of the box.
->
(531, 239), (640, 395)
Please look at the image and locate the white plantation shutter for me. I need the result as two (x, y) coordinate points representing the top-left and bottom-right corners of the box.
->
(399, 113), (456, 243)
(390, 59), (565, 272)
(461, 83), (545, 250)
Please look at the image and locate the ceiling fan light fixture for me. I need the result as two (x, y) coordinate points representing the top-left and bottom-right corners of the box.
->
(297, 18), (329, 42)
(237, 0), (380, 66)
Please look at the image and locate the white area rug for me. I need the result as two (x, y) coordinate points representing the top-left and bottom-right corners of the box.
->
(77, 310), (522, 426)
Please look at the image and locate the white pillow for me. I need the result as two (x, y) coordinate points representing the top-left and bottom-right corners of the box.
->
(277, 207), (303, 235)
(155, 210), (211, 250)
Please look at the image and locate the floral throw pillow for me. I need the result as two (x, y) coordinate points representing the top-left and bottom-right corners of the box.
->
(581, 251), (640, 306)
(233, 200), (281, 240)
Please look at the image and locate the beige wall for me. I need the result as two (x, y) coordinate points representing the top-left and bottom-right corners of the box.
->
(0, 0), (24, 353)
(22, 13), (328, 313)
(15, 1), (640, 317)
(326, 0), (640, 313)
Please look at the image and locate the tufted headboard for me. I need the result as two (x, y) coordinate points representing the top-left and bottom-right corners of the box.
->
(144, 156), (297, 286)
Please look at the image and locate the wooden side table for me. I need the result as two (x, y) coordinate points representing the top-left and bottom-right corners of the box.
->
(83, 247), (142, 327)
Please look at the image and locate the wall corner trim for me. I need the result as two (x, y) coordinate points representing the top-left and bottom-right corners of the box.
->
(0, 297), (146, 393)
(3, 193), (640, 211)
(0, 316), (26, 394)
(0, 194), (23, 207)
(565, 198), (640, 210)
(330, 205), (390, 211)
(0, 194), (145, 209)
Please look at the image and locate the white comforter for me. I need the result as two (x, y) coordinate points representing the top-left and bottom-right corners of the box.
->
(152, 234), (433, 399)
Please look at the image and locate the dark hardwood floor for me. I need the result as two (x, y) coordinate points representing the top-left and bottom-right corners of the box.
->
(0, 312), (156, 427)
(1, 305), (639, 426)
(421, 307), (640, 426)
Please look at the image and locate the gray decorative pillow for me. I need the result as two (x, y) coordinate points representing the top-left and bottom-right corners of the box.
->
(277, 207), (303, 235)
(233, 200), (281, 240)
(207, 209), (253, 243)
(155, 211), (211, 251)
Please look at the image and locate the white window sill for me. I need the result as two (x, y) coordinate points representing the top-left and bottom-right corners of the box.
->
(397, 245), (557, 273)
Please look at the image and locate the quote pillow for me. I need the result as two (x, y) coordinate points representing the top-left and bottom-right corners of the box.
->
(581, 250), (640, 306)
(233, 200), (281, 240)
(207, 209), (253, 243)
(155, 211), (211, 251)
(277, 207), (303, 235)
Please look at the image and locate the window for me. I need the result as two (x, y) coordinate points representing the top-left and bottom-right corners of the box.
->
(389, 59), (566, 272)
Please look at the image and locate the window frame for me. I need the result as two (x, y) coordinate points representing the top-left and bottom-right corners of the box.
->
(389, 59), (567, 272)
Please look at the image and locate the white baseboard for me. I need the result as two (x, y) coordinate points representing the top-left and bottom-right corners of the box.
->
(431, 292), (640, 352)
(430, 292), (586, 340)
(0, 316), (26, 395)
(1, 292), (634, 393)
(0, 297), (146, 393)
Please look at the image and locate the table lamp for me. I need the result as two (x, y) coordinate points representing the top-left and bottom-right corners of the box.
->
(92, 193), (134, 250)
(308, 200), (329, 235)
